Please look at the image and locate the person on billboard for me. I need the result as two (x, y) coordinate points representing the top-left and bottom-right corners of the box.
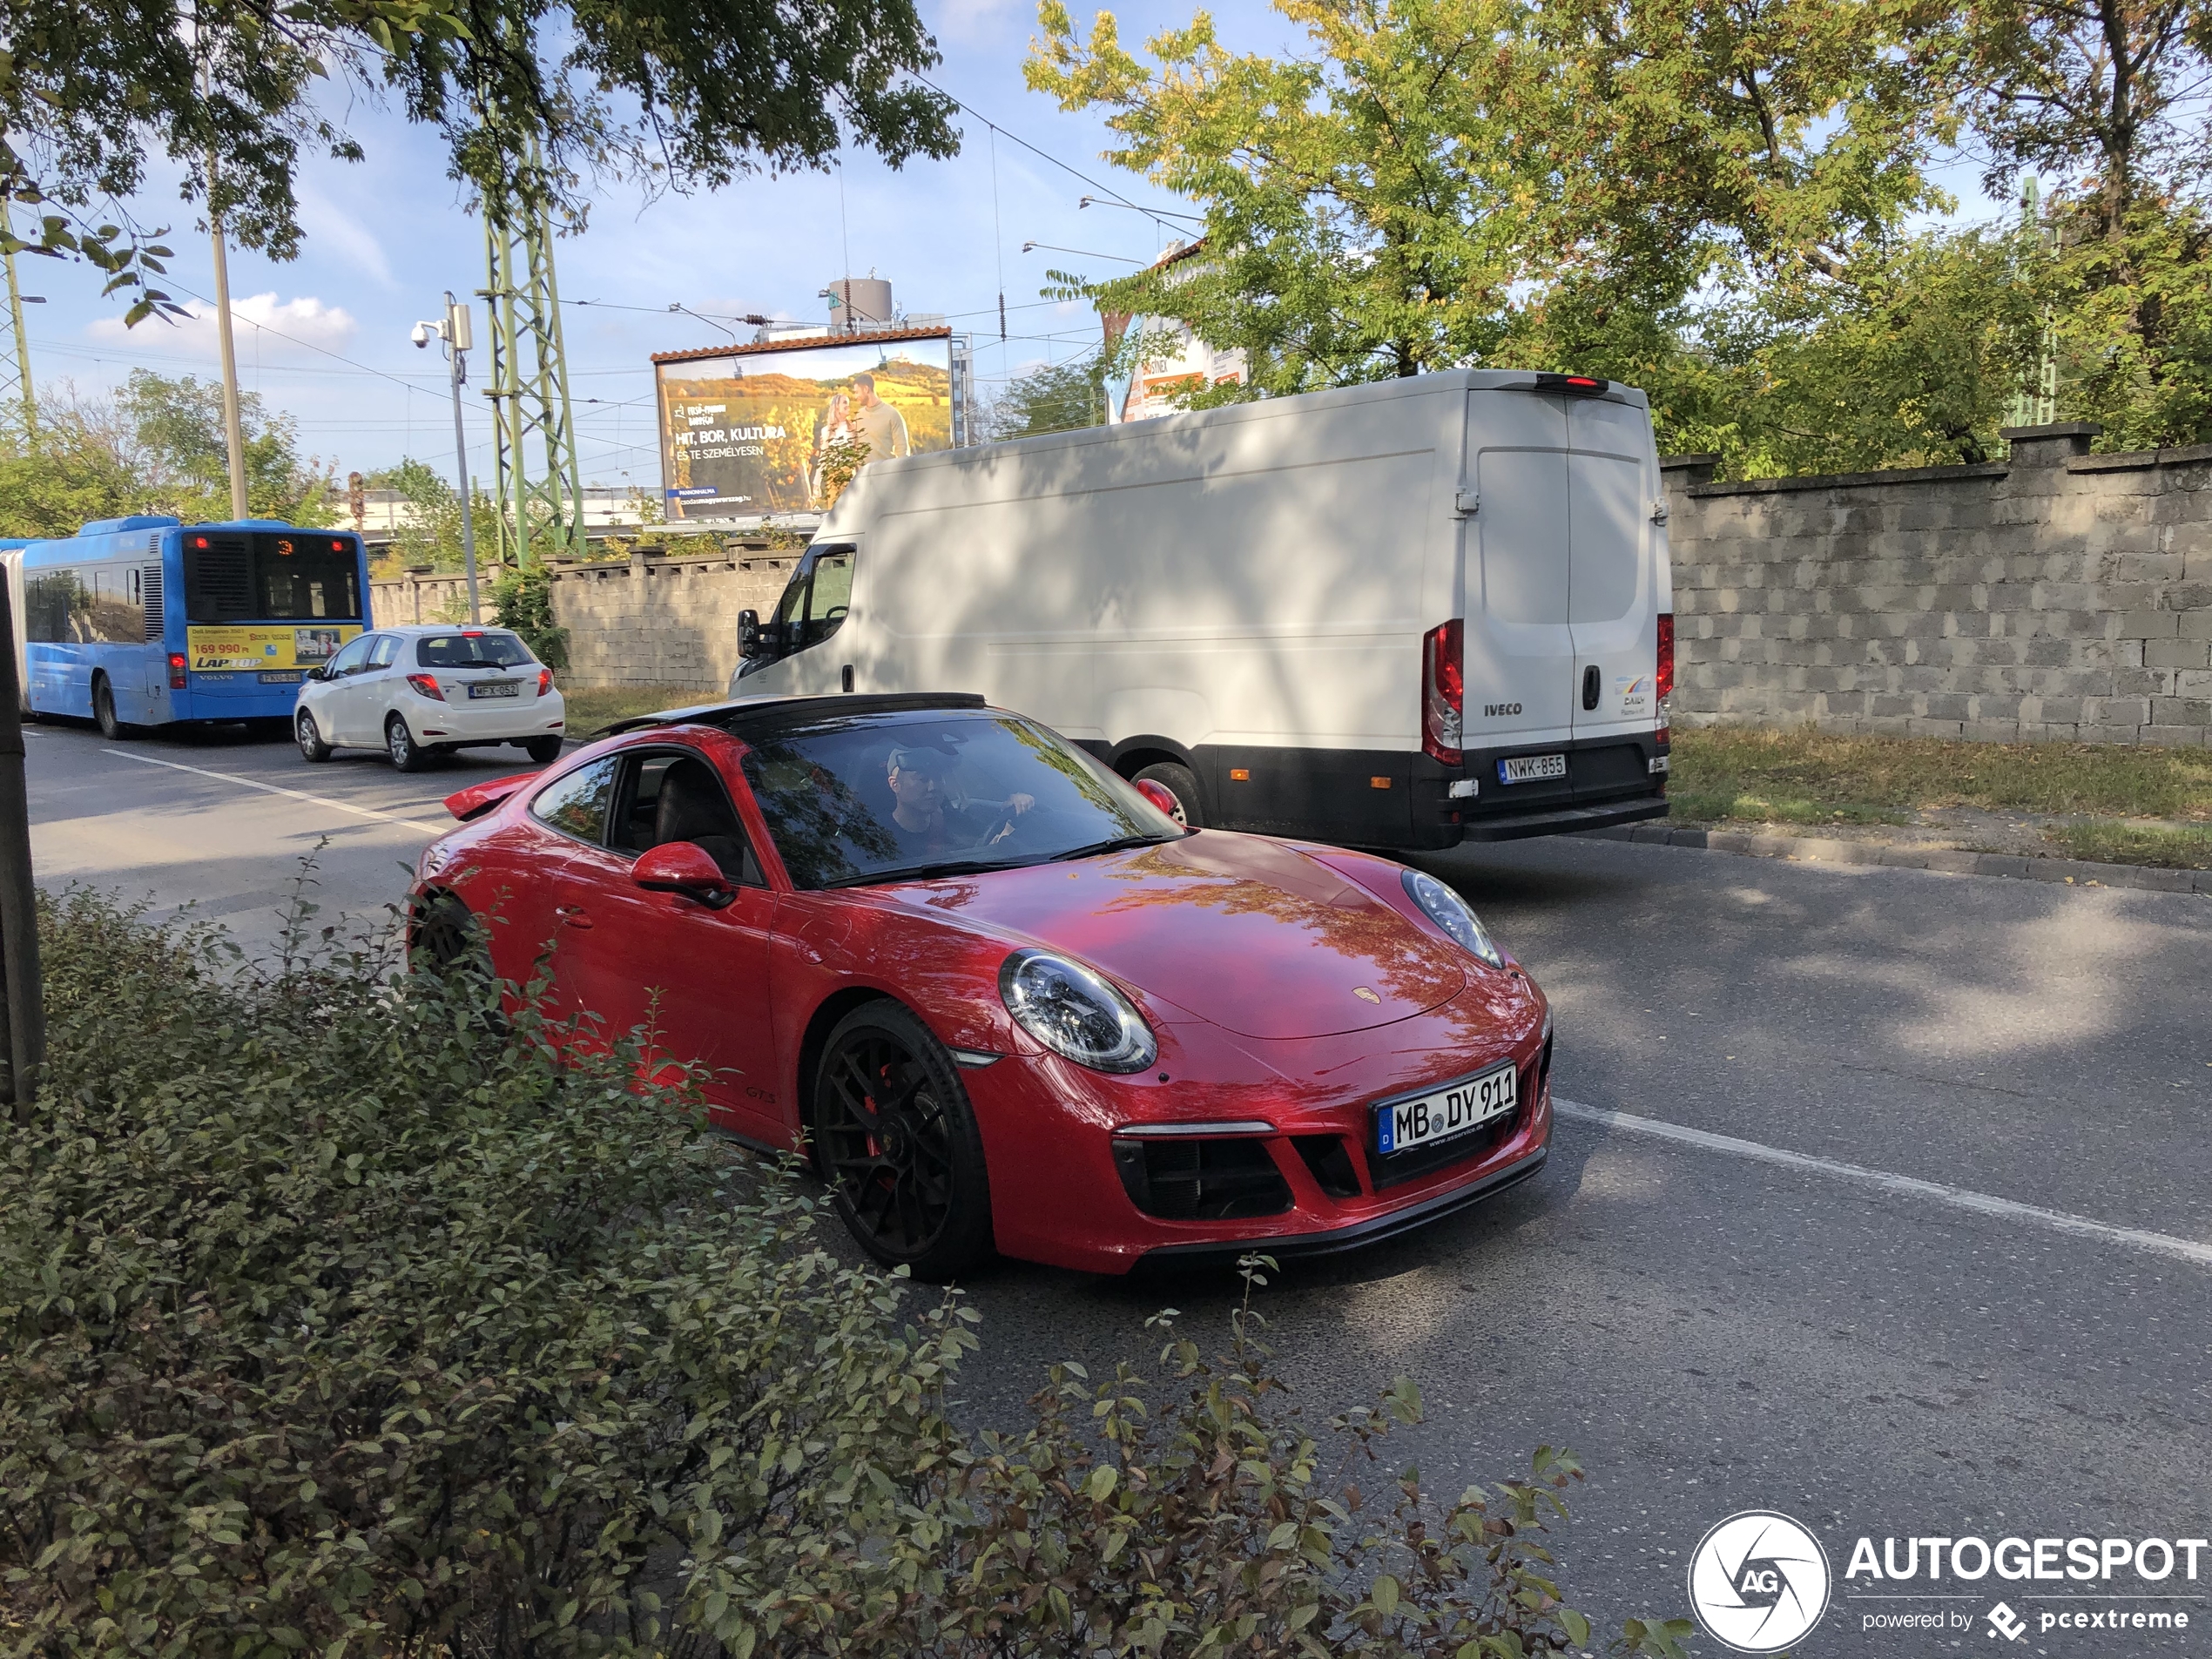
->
(850, 372), (910, 460)
(809, 392), (858, 504)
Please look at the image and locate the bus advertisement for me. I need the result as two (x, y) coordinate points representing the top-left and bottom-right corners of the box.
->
(2, 515), (371, 737)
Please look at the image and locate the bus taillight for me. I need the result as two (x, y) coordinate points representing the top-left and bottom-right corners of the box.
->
(167, 653), (186, 690)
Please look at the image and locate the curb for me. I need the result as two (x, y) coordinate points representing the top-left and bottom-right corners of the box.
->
(1587, 823), (2212, 895)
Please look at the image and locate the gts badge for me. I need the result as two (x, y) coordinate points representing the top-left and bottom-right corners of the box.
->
(1483, 702), (1523, 718)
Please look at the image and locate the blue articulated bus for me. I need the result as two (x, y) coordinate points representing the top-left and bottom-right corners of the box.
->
(3, 516), (371, 737)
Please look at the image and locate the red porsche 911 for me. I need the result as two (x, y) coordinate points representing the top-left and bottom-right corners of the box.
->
(409, 693), (1553, 1278)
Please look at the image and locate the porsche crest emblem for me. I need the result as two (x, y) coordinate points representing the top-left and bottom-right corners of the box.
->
(1353, 986), (1382, 1003)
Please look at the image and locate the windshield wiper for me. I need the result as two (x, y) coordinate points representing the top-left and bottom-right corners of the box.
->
(1054, 833), (1178, 862)
(819, 857), (1022, 888)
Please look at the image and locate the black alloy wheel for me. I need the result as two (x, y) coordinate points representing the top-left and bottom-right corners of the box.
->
(1131, 760), (1202, 827)
(408, 890), (480, 972)
(296, 708), (333, 762)
(813, 1001), (993, 1280)
(92, 676), (128, 741)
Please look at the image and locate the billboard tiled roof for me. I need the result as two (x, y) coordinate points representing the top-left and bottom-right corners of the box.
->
(651, 325), (954, 367)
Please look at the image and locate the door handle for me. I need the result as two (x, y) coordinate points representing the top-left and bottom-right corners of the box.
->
(555, 904), (593, 930)
(1581, 665), (1601, 711)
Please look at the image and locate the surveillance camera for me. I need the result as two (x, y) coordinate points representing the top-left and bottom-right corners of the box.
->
(410, 321), (434, 347)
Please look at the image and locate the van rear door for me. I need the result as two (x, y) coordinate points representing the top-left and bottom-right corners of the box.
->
(1464, 396), (1575, 759)
(1565, 399), (1659, 746)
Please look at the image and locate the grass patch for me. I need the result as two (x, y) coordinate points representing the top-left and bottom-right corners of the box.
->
(2043, 821), (2212, 868)
(558, 681), (716, 738)
(1671, 726), (2212, 820)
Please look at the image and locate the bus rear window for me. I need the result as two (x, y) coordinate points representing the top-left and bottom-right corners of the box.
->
(183, 533), (363, 622)
(416, 632), (531, 668)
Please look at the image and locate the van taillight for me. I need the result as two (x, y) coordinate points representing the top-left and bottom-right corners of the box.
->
(1656, 614), (1675, 736)
(167, 653), (186, 690)
(1422, 619), (1464, 765)
(536, 666), (552, 698)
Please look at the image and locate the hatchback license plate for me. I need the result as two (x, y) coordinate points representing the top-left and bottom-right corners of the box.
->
(1373, 1063), (1518, 1157)
(1498, 752), (1567, 785)
(468, 681), (520, 698)
(258, 671), (301, 685)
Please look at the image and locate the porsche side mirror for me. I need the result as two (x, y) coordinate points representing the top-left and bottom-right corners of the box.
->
(633, 841), (736, 909)
(738, 609), (761, 659)
(302, 665), (328, 682)
(1133, 778), (1189, 827)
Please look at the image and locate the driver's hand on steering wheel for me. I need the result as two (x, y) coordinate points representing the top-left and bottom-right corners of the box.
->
(1008, 792), (1036, 816)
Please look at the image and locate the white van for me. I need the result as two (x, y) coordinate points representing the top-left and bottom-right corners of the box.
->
(728, 369), (1672, 852)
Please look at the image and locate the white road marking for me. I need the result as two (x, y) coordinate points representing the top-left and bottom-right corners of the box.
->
(1553, 1097), (2212, 1269)
(100, 749), (444, 834)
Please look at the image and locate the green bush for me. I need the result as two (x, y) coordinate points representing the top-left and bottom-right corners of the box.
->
(493, 563), (571, 672)
(0, 885), (1685, 1658)
(0, 885), (975, 1656)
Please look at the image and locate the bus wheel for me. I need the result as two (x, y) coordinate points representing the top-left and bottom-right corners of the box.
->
(296, 709), (333, 763)
(385, 713), (433, 773)
(92, 676), (132, 742)
(1130, 761), (1203, 827)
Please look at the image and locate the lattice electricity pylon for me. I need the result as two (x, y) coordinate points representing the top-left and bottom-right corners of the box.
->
(480, 153), (583, 570)
(0, 199), (36, 439)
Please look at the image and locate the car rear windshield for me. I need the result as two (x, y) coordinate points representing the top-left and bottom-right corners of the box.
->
(739, 711), (1181, 888)
(415, 631), (532, 668)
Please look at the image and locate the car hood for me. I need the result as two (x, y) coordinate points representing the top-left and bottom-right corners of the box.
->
(877, 833), (1467, 1039)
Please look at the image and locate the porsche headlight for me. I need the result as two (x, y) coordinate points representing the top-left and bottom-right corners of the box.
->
(999, 949), (1157, 1074)
(1402, 869), (1506, 969)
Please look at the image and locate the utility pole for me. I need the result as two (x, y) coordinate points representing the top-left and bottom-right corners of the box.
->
(481, 135), (583, 570)
(0, 199), (36, 437)
(206, 152), (250, 520)
(0, 577), (43, 1123)
(444, 293), (482, 621)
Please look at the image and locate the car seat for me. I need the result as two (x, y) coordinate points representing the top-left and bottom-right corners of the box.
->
(654, 759), (759, 884)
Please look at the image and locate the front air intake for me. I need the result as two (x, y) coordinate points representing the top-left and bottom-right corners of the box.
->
(1112, 1136), (1291, 1220)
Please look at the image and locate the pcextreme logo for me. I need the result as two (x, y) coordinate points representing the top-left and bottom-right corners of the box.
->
(1687, 1511), (1833, 1654)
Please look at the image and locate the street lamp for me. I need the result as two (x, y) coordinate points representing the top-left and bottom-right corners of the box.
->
(412, 293), (482, 624)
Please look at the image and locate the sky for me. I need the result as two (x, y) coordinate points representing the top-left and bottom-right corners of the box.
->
(20, 0), (2012, 502)
(22, 0), (1300, 495)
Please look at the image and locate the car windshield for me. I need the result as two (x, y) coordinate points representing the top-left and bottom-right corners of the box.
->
(416, 631), (532, 668)
(739, 711), (1182, 888)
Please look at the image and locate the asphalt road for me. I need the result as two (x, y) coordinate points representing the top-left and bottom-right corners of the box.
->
(26, 716), (2212, 1657)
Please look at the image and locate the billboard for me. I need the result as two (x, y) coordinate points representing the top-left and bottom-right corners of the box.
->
(657, 334), (957, 520)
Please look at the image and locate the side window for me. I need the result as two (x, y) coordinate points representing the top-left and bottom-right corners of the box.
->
(801, 551), (854, 647)
(617, 751), (765, 884)
(529, 758), (619, 845)
(325, 636), (374, 677)
(367, 635), (401, 671)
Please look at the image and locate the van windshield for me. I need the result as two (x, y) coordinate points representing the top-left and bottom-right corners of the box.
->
(740, 711), (1182, 888)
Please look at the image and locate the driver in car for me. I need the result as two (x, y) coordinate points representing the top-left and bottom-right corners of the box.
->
(886, 745), (1036, 857)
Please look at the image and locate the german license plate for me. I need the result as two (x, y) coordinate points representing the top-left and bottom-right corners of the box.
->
(468, 681), (520, 698)
(258, 671), (301, 685)
(1374, 1063), (1518, 1157)
(1498, 752), (1567, 785)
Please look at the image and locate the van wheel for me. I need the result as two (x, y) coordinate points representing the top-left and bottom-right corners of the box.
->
(812, 1001), (994, 1282)
(1130, 761), (1203, 827)
(92, 675), (132, 741)
(525, 736), (563, 764)
(296, 709), (333, 762)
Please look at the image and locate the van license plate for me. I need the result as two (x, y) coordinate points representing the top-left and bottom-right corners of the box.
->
(468, 681), (520, 698)
(1374, 1063), (1518, 1157)
(1499, 753), (1566, 785)
(258, 671), (301, 685)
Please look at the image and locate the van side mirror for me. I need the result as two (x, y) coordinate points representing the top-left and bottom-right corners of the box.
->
(633, 841), (736, 909)
(738, 609), (761, 660)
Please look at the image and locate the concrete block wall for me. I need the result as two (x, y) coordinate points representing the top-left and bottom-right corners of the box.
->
(1663, 423), (2212, 744)
(372, 550), (799, 693)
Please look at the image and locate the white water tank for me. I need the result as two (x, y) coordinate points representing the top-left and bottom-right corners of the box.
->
(826, 276), (894, 332)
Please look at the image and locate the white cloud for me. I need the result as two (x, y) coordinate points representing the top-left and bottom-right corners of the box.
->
(90, 293), (359, 360)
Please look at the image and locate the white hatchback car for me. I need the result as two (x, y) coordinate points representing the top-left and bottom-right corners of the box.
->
(294, 624), (567, 772)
